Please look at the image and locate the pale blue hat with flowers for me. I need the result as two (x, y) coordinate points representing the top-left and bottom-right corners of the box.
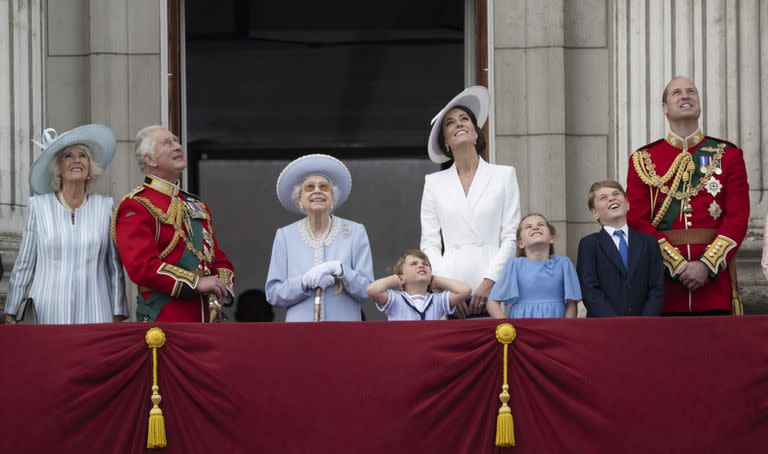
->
(29, 124), (117, 194)
(276, 154), (352, 215)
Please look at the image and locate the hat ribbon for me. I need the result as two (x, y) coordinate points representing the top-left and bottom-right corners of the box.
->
(31, 128), (58, 150)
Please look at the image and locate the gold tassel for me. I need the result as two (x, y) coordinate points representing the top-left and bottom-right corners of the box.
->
(728, 260), (744, 316)
(732, 291), (744, 316)
(495, 323), (517, 448)
(145, 327), (167, 449)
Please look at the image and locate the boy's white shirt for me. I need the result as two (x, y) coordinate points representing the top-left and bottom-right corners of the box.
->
(602, 224), (629, 250)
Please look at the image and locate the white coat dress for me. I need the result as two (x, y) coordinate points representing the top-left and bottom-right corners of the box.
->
(419, 157), (521, 291)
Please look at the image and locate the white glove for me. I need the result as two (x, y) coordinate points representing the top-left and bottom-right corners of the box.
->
(313, 260), (342, 276)
(302, 261), (342, 289)
(315, 274), (336, 290)
(302, 269), (337, 290)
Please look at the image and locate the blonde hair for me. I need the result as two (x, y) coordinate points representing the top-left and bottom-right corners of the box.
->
(47, 144), (102, 192)
(393, 249), (431, 275)
(515, 213), (556, 257)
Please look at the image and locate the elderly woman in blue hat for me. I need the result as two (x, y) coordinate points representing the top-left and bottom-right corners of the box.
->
(420, 86), (521, 318)
(266, 154), (374, 321)
(3, 125), (127, 324)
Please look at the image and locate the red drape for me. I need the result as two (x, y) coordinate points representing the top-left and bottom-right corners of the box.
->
(1, 317), (767, 454)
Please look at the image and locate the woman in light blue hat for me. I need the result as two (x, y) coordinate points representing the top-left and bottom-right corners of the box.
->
(3, 125), (127, 324)
(266, 154), (374, 321)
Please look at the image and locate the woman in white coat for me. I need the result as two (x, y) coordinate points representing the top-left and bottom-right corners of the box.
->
(420, 86), (521, 318)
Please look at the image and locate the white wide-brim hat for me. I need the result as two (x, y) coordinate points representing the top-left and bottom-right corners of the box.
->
(276, 154), (352, 215)
(427, 85), (490, 164)
(29, 124), (117, 195)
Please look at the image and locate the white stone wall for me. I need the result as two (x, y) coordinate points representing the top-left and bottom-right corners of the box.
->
(491, 0), (611, 259)
(46, 0), (163, 200)
(492, 0), (569, 253)
(0, 0), (44, 229)
(0, 0), (45, 300)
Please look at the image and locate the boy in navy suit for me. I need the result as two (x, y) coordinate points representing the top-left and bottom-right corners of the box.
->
(577, 180), (664, 317)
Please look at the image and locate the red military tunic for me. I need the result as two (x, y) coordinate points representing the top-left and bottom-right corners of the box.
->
(626, 129), (749, 313)
(113, 175), (234, 321)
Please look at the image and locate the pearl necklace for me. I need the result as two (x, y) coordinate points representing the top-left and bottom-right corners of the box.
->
(309, 220), (332, 241)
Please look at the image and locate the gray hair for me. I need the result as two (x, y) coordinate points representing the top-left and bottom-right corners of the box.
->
(47, 144), (103, 193)
(134, 125), (164, 174)
(291, 175), (341, 213)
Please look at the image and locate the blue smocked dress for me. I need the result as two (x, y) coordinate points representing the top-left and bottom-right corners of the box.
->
(488, 255), (581, 318)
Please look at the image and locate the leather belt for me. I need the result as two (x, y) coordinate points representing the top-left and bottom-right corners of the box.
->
(662, 228), (716, 246)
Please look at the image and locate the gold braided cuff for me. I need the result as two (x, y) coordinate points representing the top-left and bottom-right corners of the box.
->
(659, 239), (686, 276)
(217, 268), (235, 297)
(700, 235), (736, 275)
(157, 263), (199, 298)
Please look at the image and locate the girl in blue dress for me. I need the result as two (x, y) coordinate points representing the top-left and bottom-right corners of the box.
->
(486, 213), (581, 318)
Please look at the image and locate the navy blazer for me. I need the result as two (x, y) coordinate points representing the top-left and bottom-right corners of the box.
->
(576, 227), (664, 317)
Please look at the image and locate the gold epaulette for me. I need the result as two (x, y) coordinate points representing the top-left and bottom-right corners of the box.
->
(632, 138), (665, 154)
(179, 188), (201, 201)
(123, 184), (147, 201)
(111, 185), (149, 244)
(659, 238), (686, 276)
(703, 136), (738, 150)
(700, 234), (736, 274)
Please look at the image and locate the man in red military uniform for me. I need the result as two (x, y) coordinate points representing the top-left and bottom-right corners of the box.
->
(113, 125), (234, 322)
(626, 77), (749, 315)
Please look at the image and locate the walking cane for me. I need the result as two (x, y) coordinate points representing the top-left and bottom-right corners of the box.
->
(313, 288), (322, 322)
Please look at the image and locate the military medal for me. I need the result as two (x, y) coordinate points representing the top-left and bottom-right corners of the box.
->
(699, 156), (710, 174)
(708, 201), (722, 220)
(705, 176), (723, 197)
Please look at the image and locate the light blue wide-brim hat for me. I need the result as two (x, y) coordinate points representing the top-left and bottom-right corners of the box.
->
(276, 154), (352, 215)
(29, 124), (117, 195)
(427, 85), (490, 164)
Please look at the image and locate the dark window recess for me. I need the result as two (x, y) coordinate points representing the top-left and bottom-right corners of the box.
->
(185, 0), (465, 155)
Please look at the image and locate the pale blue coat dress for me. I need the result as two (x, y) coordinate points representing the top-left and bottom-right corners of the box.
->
(5, 193), (127, 323)
(489, 255), (581, 318)
(266, 216), (374, 321)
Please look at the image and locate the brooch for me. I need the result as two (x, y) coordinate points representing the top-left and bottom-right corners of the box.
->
(705, 176), (723, 197)
(708, 201), (722, 220)
(342, 225), (351, 239)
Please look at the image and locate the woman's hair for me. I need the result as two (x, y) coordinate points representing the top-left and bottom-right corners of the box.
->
(515, 212), (556, 257)
(437, 105), (487, 159)
(291, 175), (341, 214)
(134, 125), (164, 173)
(47, 144), (103, 193)
(393, 249), (431, 275)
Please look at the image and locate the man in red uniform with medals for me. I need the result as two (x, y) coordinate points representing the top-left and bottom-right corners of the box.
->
(626, 77), (749, 315)
(113, 125), (234, 322)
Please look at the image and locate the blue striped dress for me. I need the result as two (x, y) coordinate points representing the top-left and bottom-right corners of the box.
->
(5, 193), (127, 323)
